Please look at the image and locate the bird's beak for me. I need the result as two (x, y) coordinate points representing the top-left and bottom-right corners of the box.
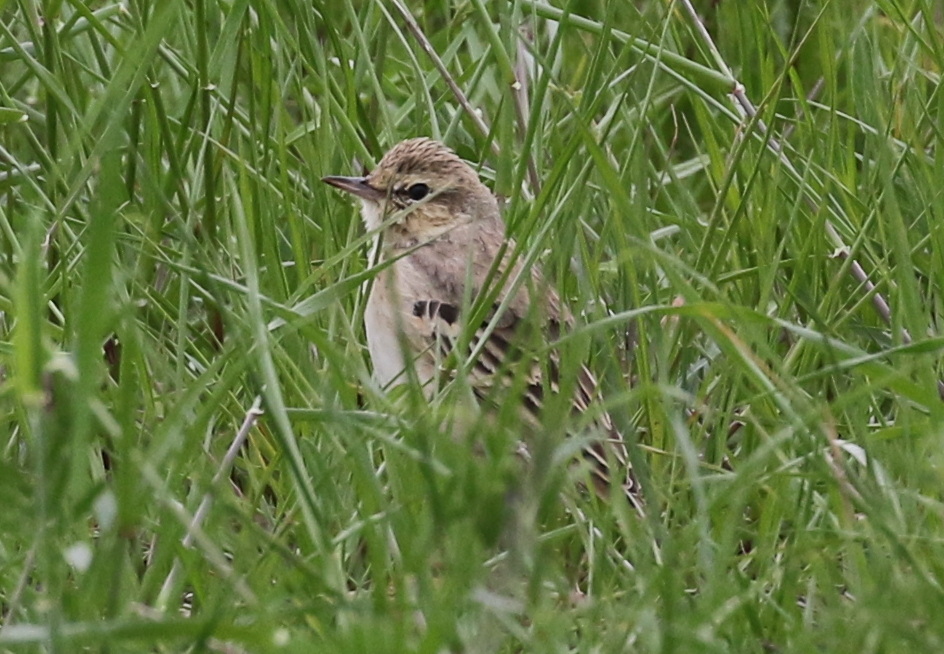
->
(321, 175), (385, 201)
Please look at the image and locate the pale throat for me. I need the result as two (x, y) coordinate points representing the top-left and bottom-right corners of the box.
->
(358, 200), (385, 232)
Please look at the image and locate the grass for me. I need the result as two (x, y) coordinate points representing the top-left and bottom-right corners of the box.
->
(1, 0), (944, 651)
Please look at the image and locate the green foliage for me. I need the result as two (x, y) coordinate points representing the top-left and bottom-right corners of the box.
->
(1, 0), (943, 651)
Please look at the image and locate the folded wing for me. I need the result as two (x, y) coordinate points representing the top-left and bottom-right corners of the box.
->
(410, 297), (643, 512)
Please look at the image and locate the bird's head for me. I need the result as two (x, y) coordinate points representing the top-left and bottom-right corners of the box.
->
(323, 138), (498, 242)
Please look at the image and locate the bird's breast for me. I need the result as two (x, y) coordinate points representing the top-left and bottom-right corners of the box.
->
(365, 263), (444, 393)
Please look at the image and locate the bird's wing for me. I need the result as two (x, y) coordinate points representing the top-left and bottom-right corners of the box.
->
(409, 294), (642, 510)
(398, 220), (642, 509)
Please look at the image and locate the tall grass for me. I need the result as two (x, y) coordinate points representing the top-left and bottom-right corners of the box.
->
(1, 0), (943, 652)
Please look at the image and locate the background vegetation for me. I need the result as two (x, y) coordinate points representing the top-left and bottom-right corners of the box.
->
(1, 0), (943, 651)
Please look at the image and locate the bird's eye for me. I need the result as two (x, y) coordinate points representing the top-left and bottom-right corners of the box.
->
(406, 183), (430, 201)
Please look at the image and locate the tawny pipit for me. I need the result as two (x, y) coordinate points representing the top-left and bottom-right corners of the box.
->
(323, 138), (640, 506)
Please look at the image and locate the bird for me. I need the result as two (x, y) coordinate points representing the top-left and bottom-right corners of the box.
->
(323, 137), (641, 510)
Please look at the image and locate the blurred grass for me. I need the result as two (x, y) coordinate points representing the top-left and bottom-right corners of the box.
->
(1, 0), (943, 652)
